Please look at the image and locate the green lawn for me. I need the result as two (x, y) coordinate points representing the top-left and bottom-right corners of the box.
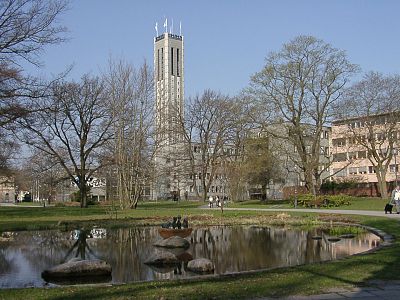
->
(0, 202), (399, 299)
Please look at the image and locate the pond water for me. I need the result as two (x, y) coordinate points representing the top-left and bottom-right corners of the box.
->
(0, 226), (380, 288)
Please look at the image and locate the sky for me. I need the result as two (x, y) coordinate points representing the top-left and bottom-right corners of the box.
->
(26, 0), (400, 98)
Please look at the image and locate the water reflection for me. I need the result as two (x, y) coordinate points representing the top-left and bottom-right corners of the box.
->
(0, 226), (380, 288)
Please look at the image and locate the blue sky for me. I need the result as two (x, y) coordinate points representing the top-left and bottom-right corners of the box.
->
(27, 0), (400, 98)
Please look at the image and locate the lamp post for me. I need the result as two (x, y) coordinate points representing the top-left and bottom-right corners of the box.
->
(394, 148), (398, 187)
(294, 166), (298, 208)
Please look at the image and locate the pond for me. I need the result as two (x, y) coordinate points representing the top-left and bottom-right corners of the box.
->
(0, 225), (380, 288)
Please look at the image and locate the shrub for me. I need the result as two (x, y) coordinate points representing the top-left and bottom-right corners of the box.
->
(289, 194), (351, 208)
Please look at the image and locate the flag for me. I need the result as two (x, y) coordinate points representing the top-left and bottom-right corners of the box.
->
(163, 18), (167, 32)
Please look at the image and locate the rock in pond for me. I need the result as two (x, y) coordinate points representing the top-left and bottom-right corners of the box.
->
(154, 236), (190, 249)
(327, 237), (341, 242)
(187, 258), (214, 274)
(42, 258), (112, 280)
(340, 234), (355, 239)
(144, 251), (180, 266)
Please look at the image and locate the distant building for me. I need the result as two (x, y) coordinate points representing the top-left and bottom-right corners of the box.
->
(330, 112), (400, 196)
(258, 124), (331, 199)
(0, 176), (15, 203)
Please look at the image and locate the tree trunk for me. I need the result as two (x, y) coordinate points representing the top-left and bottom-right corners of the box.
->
(376, 170), (388, 199)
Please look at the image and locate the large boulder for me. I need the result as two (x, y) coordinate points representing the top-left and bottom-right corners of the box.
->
(154, 236), (190, 249)
(144, 251), (180, 266)
(42, 258), (112, 279)
(187, 258), (214, 274)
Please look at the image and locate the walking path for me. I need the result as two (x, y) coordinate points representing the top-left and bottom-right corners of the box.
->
(255, 281), (400, 300)
(201, 205), (400, 219)
(203, 205), (400, 299)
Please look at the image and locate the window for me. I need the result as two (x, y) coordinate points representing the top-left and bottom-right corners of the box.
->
(161, 48), (164, 80)
(348, 152), (357, 160)
(324, 131), (329, 139)
(333, 153), (347, 162)
(358, 151), (367, 159)
(171, 47), (174, 75)
(333, 168), (347, 177)
(333, 138), (346, 147)
(358, 167), (367, 174)
(157, 49), (160, 81)
(368, 166), (376, 174)
(376, 133), (385, 141)
(177, 48), (180, 76)
(390, 164), (398, 173)
(349, 167), (358, 175)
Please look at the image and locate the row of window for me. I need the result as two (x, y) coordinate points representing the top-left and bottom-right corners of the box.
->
(333, 164), (399, 177)
(333, 151), (367, 162)
(189, 185), (227, 194)
(192, 146), (239, 155)
(346, 116), (392, 129)
(294, 146), (329, 156)
(190, 173), (227, 180)
(157, 47), (181, 81)
(332, 132), (399, 147)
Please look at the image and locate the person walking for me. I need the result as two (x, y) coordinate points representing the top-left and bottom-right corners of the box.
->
(208, 195), (214, 208)
(391, 185), (400, 214)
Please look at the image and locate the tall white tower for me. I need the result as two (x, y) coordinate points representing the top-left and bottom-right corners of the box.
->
(153, 27), (185, 199)
(154, 32), (184, 147)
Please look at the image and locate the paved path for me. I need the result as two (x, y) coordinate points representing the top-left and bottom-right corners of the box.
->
(255, 282), (400, 300)
(0, 202), (53, 208)
(201, 205), (400, 219)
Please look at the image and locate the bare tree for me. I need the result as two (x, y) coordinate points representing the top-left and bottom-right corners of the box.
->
(0, 0), (68, 67)
(17, 76), (113, 207)
(25, 150), (68, 203)
(248, 35), (358, 194)
(0, 0), (68, 124)
(105, 59), (154, 209)
(335, 72), (400, 198)
(183, 90), (235, 202)
(221, 96), (255, 202)
(0, 0), (68, 178)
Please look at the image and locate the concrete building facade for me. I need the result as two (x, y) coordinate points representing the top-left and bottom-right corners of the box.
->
(330, 113), (400, 196)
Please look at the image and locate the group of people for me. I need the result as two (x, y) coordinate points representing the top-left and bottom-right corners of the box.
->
(208, 195), (226, 208)
(161, 215), (189, 229)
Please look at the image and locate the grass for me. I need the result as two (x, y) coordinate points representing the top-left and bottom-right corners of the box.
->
(0, 201), (399, 299)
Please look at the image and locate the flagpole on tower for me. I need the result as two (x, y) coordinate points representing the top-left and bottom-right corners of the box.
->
(164, 18), (167, 33)
(179, 21), (182, 36)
